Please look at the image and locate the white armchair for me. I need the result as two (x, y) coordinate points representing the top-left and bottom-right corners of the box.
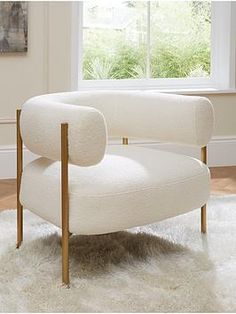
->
(16, 91), (214, 286)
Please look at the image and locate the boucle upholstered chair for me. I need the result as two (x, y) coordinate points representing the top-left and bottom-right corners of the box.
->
(16, 91), (214, 286)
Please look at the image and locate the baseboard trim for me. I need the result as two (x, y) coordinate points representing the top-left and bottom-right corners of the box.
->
(0, 136), (236, 179)
(141, 136), (236, 167)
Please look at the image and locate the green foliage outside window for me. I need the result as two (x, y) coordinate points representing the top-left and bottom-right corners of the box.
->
(83, 1), (211, 80)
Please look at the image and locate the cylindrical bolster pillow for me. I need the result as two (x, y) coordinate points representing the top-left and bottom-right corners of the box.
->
(20, 96), (107, 166)
(47, 91), (214, 147)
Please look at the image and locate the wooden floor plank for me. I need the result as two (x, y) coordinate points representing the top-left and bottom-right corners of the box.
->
(210, 166), (236, 195)
(0, 179), (17, 210)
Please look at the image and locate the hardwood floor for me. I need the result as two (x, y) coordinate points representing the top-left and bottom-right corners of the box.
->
(0, 179), (16, 210)
(0, 166), (235, 210)
(210, 166), (236, 195)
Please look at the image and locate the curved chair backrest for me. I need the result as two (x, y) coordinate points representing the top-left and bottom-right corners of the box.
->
(35, 90), (214, 147)
(20, 97), (107, 166)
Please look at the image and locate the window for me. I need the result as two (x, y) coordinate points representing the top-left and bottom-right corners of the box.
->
(75, 1), (236, 91)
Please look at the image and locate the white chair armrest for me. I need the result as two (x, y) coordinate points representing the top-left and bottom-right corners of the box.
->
(52, 91), (214, 147)
(20, 96), (107, 166)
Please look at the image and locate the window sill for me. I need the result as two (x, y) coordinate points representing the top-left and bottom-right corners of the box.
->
(77, 78), (236, 95)
(149, 88), (236, 95)
(77, 84), (236, 96)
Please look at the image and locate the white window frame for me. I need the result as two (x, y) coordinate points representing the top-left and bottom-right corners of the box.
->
(73, 1), (236, 92)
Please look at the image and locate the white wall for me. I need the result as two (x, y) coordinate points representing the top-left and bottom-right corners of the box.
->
(0, 2), (47, 145)
(0, 2), (236, 178)
(206, 94), (236, 137)
(0, 2), (73, 146)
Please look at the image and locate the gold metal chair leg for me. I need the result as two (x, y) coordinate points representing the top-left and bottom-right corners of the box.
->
(16, 204), (23, 249)
(16, 110), (23, 248)
(122, 137), (128, 145)
(201, 146), (207, 234)
(61, 123), (70, 287)
(201, 204), (207, 233)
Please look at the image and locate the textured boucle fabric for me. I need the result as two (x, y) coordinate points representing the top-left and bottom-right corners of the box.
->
(20, 97), (107, 166)
(20, 90), (213, 235)
(21, 91), (214, 163)
(20, 146), (210, 235)
(31, 90), (214, 147)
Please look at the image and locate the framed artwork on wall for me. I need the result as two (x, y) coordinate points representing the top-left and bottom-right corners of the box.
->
(0, 2), (28, 53)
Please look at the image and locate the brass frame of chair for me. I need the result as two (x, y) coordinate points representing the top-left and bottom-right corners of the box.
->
(16, 110), (207, 287)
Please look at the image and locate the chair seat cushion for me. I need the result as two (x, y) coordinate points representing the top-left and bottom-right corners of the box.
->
(20, 145), (210, 235)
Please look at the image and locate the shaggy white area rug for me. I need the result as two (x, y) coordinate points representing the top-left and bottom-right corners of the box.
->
(0, 195), (236, 312)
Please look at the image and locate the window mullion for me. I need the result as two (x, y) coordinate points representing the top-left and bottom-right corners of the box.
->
(78, 1), (83, 81)
(146, 1), (151, 79)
